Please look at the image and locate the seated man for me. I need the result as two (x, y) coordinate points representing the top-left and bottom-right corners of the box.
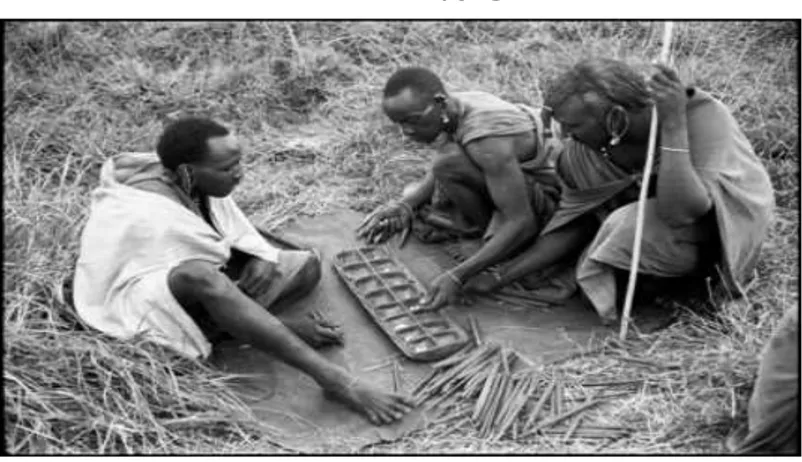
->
(358, 66), (562, 308)
(464, 58), (775, 324)
(73, 117), (413, 425)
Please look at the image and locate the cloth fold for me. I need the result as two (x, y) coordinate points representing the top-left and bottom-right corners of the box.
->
(73, 152), (282, 358)
(543, 89), (774, 300)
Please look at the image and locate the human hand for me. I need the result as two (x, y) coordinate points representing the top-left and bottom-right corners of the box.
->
(238, 257), (279, 298)
(648, 63), (688, 125)
(463, 272), (503, 295)
(356, 201), (413, 245)
(419, 271), (462, 310)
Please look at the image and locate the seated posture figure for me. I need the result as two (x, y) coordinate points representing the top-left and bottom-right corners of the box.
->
(358, 67), (562, 308)
(465, 58), (775, 324)
(728, 306), (800, 455)
(73, 117), (413, 425)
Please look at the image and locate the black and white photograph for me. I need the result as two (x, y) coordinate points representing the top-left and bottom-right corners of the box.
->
(3, 10), (800, 456)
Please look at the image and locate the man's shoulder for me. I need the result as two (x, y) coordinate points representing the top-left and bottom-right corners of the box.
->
(453, 90), (519, 112)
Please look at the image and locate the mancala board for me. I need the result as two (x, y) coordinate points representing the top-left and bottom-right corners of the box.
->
(332, 246), (470, 362)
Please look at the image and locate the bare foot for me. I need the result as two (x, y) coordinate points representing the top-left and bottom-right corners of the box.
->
(281, 310), (344, 348)
(325, 377), (415, 425)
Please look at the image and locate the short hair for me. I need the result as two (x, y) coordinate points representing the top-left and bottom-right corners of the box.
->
(383, 67), (446, 100)
(156, 117), (229, 170)
(544, 58), (651, 115)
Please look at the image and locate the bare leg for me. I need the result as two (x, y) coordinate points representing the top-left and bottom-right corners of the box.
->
(268, 252), (322, 311)
(221, 251), (341, 347)
(432, 148), (494, 230)
(169, 260), (414, 425)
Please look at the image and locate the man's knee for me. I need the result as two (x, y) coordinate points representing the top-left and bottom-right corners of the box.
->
(168, 260), (233, 306)
(432, 146), (477, 182)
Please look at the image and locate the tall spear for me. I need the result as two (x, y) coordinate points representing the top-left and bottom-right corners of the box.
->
(619, 21), (676, 341)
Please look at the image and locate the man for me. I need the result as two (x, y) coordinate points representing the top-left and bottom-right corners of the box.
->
(357, 67), (562, 309)
(728, 306), (799, 454)
(73, 117), (413, 425)
(464, 58), (775, 324)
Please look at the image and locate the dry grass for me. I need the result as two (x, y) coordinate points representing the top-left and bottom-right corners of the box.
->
(3, 20), (799, 454)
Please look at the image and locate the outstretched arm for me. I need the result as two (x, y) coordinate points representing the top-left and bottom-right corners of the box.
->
(400, 168), (436, 209)
(423, 136), (541, 308)
(496, 214), (598, 285)
(448, 136), (537, 283)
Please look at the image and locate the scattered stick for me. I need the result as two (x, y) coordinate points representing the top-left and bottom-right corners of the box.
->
(488, 292), (553, 308)
(392, 359), (402, 392)
(498, 287), (565, 305)
(582, 380), (644, 388)
(523, 398), (610, 437)
(468, 315), (482, 346)
(491, 374), (536, 441)
(616, 355), (681, 370)
(430, 343), (474, 369)
(563, 391), (634, 402)
(361, 357), (398, 372)
(523, 380), (556, 431)
(564, 414), (583, 442)
(554, 378), (563, 416)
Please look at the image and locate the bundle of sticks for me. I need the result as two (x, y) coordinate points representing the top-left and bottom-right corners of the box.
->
(410, 340), (636, 442)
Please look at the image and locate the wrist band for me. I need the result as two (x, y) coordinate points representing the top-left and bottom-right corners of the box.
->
(445, 269), (463, 287)
(661, 146), (689, 153)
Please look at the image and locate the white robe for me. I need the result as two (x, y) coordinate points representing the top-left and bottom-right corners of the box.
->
(73, 152), (280, 359)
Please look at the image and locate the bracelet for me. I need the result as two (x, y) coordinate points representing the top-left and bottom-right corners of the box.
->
(445, 269), (463, 287)
(661, 146), (690, 153)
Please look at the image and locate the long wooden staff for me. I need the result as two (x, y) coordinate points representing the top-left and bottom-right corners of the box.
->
(619, 22), (675, 341)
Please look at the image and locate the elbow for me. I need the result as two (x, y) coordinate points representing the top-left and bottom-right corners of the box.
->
(656, 199), (713, 228)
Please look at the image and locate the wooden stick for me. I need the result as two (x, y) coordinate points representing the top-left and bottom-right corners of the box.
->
(411, 368), (439, 397)
(498, 287), (564, 305)
(468, 315), (482, 346)
(473, 367), (499, 422)
(392, 360), (402, 392)
(425, 344), (496, 395)
(492, 375), (525, 427)
(361, 356), (400, 372)
(564, 414), (583, 442)
(492, 374), (535, 441)
(524, 398), (610, 437)
(430, 343), (474, 369)
(620, 21), (675, 341)
(582, 380), (643, 388)
(480, 373), (509, 437)
(563, 391), (633, 402)
(554, 378), (563, 416)
(523, 380), (556, 431)
(616, 355), (681, 370)
(493, 290), (555, 307)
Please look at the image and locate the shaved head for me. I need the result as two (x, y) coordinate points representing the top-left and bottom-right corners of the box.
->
(383, 67), (446, 101)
